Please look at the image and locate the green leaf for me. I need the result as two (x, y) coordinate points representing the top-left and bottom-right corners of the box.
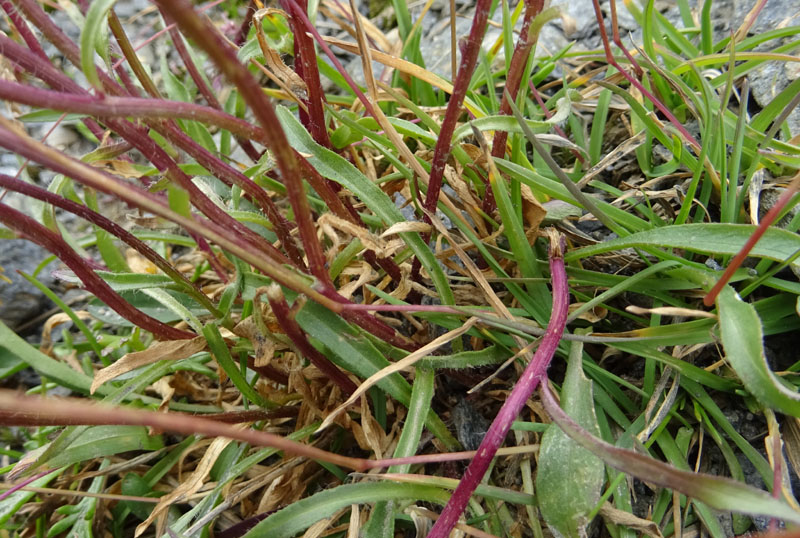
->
(542, 384), (800, 525)
(537, 337), (605, 537)
(80, 0), (117, 89)
(0, 469), (62, 526)
(93, 271), (176, 291)
(362, 367), (437, 537)
(452, 91), (581, 144)
(25, 426), (162, 469)
(566, 223), (800, 269)
(120, 473), (159, 521)
(167, 184), (192, 218)
(0, 343), (26, 379)
(718, 285), (800, 417)
(243, 482), (450, 538)
(17, 111), (88, 122)
(203, 323), (271, 408)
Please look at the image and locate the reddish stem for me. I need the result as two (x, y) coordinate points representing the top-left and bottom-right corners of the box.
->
(423, 0), (492, 217)
(590, 0), (700, 151)
(0, 203), (194, 341)
(154, 0), (331, 288)
(0, 173), (220, 315)
(410, 0), (493, 286)
(282, 0), (378, 119)
(280, 0), (332, 149)
(0, 0), (46, 60)
(0, 28), (286, 266)
(704, 172), (800, 306)
(608, 0), (643, 79)
(162, 8), (262, 162)
(265, 287), (358, 396)
(490, 0), (544, 161)
(428, 232), (569, 537)
(0, 79), (271, 146)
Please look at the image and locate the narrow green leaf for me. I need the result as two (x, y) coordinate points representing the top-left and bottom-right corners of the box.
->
(80, 0), (117, 89)
(362, 366), (437, 537)
(537, 336), (604, 537)
(243, 482), (450, 538)
(567, 223), (800, 269)
(203, 323), (270, 408)
(24, 426), (162, 469)
(718, 285), (800, 416)
(167, 184), (192, 218)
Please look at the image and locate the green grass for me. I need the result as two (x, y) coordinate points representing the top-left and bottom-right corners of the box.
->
(0, 0), (799, 536)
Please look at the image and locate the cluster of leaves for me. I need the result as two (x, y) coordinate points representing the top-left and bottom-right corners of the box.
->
(0, 0), (799, 536)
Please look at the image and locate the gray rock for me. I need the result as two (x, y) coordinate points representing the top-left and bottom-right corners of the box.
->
(0, 239), (57, 330)
(748, 60), (800, 138)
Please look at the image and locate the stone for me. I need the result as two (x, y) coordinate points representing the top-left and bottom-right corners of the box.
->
(0, 239), (57, 331)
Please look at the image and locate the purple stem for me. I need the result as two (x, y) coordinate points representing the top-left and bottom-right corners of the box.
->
(0, 0), (46, 59)
(0, 25), (284, 265)
(154, 0), (411, 348)
(704, 171), (800, 305)
(410, 0), (493, 286)
(422, 0), (492, 216)
(1, 1), (104, 141)
(234, 0), (257, 47)
(265, 287), (358, 396)
(0, 470), (52, 502)
(189, 232), (230, 283)
(428, 232), (569, 537)
(280, 0), (333, 149)
(281, 0), (377, 119)
(0, 121), (339, 311)
(490, 0), (543, 160)
(155, 120), (307, 270)
(162, 7), (262, 162)
(0, 79), (271, 146)
(0, 173), (220, 316)
(608, 0), (643, 78)
(590, 0), (700, 151)
(0, 203), (195, 341)
(153, 0), (331, 288)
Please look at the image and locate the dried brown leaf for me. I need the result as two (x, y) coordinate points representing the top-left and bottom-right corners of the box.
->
(91, 336), (207, 394)
(40, 311), (92, 356)
(317, 319), (478, 433)
(135, 436), (234, 537)
(598, 503), (664, 538)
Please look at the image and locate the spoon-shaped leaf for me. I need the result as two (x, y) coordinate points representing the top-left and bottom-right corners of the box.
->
(718, 285), (800, 417)
(540, 382), (800, 525)
(537, 335), (605, 537)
